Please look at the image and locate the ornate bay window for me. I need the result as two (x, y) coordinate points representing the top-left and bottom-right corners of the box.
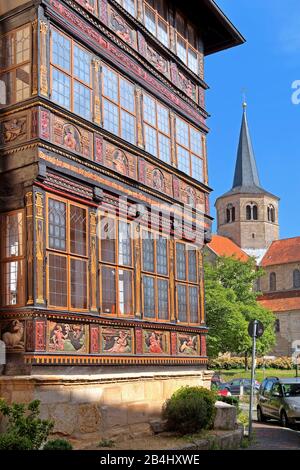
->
(142, 93), (171, 163)
(175, 117), (203, 181)
(102, 65), (136, 145)
(175, 242), (199, 325)
(141, 230), (169, 321)
(50, 28), (93, 120)
(0, 24), (31, 106)
(0, 211), (25, 307)
(46, 196), (89, 310)
(99, 215), (134, 316)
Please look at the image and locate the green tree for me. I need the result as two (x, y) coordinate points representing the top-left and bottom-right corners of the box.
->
(205, 256), (275, 364)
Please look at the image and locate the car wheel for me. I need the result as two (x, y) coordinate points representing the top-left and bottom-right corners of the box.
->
(280, 411), (289, 428)
(257, 406), (267, 423)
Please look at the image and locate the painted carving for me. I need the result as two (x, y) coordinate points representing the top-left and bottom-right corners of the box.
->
(1, 320), (25, 351)
(143, 330), (169, 355)
(92, 59), (101, 125)
(63, 124), (81, 152)
(112, 149), (128, 175)
(35, 192), (44, 304)
(138, 158), (146, 184)
(101, 327), (133, 354)
(171, 331), (177, 355)
(186, 187), (197, 207)
(35, 320), (46, 351)
(2, 118), (26, 143)
(90, 325), (100, 353)
(94, 134), (103, 163)
(109, 8), (135, 46)
(31, 109), (38, 138)
(201, 335), (207, 356)
(177, 334), (199, 356)
(39, 21), (48, 97)
(146, 45), (169, 76)
(26, 320), (35, 351)
(48, 322), (88, 353)
(90, 212), (97, 312)
(135, 328), (143, 354)
(75, 0), (96, 15)
(178, 71), (197, 102)
(40, 109), (50, 139)
(152, 169), (165, 192)
(172, 176), (180, 199)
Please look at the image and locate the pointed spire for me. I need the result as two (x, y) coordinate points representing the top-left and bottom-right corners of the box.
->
(232, 102), (262, 190)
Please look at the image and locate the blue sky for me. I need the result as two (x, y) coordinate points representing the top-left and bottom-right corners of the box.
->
(206, 0), (300, 239)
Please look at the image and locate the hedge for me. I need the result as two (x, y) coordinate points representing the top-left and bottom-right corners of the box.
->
(208, 356), (295, 370)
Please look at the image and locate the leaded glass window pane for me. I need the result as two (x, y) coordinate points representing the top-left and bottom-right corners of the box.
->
(119, 269), (133, 315)
(191, 156), (203, 181)
(158, 134), (171, 164)
(123, 0), (136, 16)
(4, 212), (23, 258)
(102, 266), (116, 313)
(190, 128), (201, 155)
(176, 243), (186, 280)
(188, 249), (197, 282)
(188, 47), (198, 74)
(103, 98), (119, 134)
(120, 78), (135, 112)
(52, 68), (70, 109)
(52, 30), (71, 71)
(143, 275), (155, 317)
(145, 6), (156, 36)
(48, 254), (68, 307)
(156, 236), (168, 275)
(176, 118), (189, 147)
(1, 72), (13, 105)
(177, 36), (186, 64)
(142, 232), (154, 272)
(70, 259), (87, 309)
(157, 18), (168, 47)
(121, 110), (135, 144)
(16, 26), (30, 64)
(74, 81), (91, 119)
(177, 284), (187, 322)
(73, 45), (91, 84)
(48, 199), (67, 251)
(145, 124), (157, 156)
(177, 146), (190, 174)
(102, 66), (118, 101)
(100, 217), (116, 264)
(189, 286), (199, 323)
(143, 94), (156, 126)
(2, 260), (24, 306)
(118, 221), (132, 266)
(16, 65), (30, 101)
(157, 104), (169, 133)
(70, 205), (87, 256)
(158, 279), (168, 319)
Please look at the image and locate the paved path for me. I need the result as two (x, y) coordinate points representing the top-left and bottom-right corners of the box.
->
(247, 422), (300, 450)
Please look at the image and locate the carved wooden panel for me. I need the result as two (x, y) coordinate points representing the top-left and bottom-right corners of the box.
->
(104, 142), (137, 179)
(0, 114), (28, 146)
(52, 114), (93, 159)
(108, 4), (137, 48)
(144, 162), (173, 197)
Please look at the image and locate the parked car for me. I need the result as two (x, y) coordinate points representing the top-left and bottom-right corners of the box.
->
(223, 378), (260, 395)
(211, 373), (223, 388)
(257, 377), (300, 427)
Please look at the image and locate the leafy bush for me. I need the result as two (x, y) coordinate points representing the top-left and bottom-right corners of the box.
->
(43, 439), (73, 450)
(0, 433), (33, 450)
(0, 399), (54, 450)
(209, 356), (295, 370)
(162, 386), (217, 435)
(218, 395), (239, 407)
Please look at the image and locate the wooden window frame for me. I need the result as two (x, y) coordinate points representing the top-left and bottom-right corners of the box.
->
(0, 24), (32, 106)
(116, 0), (137, 17)
(142, 92), (171, 163)
(141, 229), (170, 322)
(175, 241), (200, 325)
(46, 194), (89, 312)
(175, 31), (199, 74)
(0, 209), (25, 307)
(98, 214), (135, 318)
(175, 116), (204, 181)
(101, 63), (137, 145)
(143, 1), (169, 48)
(50, 27), (93, 120)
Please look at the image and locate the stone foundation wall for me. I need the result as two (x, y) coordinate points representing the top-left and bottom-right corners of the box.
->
(0, 369), (213, 440)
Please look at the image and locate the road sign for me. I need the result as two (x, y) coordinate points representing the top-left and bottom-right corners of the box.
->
(248, 320), (264, 338)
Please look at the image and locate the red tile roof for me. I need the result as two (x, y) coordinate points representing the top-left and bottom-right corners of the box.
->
(261, 237), (300, 267)
(207, 235), (249, 261)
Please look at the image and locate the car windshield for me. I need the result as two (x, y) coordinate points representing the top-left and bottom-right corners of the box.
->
(282, 383), (300, 397)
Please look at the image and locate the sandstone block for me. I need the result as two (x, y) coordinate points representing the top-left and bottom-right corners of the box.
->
(214, 401), (237, 431)
(78, 404), (101, 434)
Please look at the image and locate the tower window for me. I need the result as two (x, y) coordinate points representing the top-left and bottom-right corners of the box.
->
(226, 204), (235, 223)
(269, 272), (276, 292)
(293, 269), (300, 289)
(275, 319), (280, 333)
(268, 205), (275, 223)
(246, 203), (258, 221)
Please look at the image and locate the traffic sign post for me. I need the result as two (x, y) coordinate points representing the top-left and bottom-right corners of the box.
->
(248, 320), (264, 439)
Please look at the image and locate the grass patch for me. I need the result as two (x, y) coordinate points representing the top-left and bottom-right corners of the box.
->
(97, 439), (115, 448)
(217, 368), (297, 383)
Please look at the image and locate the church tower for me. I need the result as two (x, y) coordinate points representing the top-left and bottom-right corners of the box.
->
(215, 103), (279, 260)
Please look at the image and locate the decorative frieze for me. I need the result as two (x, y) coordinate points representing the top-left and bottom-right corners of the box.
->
(39, 20), (49, 97)
(35, 191), (45, 305)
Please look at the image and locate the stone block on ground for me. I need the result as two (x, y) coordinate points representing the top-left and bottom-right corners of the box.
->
(214, 401), (237, 431)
